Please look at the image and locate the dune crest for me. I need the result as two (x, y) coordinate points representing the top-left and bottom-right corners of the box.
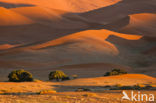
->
(0, 7), (33, 26)
(0, 0), (121, 12)
(23, 29), (142, 50)
(121, 13), (156, 37)
(0, 44), (17, 50)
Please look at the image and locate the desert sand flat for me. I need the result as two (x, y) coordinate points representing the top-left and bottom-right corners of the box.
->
(0, 74), (155, 103)
(0, 74), (155, 94)
(0, 91), (155, 103)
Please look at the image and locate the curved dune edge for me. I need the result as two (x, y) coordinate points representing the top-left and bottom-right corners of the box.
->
(0, 44), (18, 50)
(23, 29), (142, 50)
(0, 7), (33, 26)
(61, 74), (156, 86)
(0, 29), (142, 56)
(121, 13), (156, 37)
(128, 13), (156, 26)
(11, 6), (68, 21)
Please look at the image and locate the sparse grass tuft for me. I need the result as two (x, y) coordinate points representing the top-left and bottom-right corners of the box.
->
(39, 90), (57, 95)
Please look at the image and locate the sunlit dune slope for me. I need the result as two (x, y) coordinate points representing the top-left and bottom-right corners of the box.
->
(121, 13), (156, 37)
(107, 35), (152, 50)
(0, 6), (89, 44)
(11, 7), (89, 29)
(61, 74), (156, 86)
(0, 7), (33, 26)
(129, 13), (156, 26)
(11, 7), (68, 20)
(0, 0), (121, 12)
(0, 44), (18, 50)
(0, 29), (142, 72)
(23, 29), (141, 50)
(2, 29), (142, 56)
(0, 82), (56, 93)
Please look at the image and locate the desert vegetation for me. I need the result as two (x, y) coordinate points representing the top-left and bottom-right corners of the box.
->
(111, 84), (155, 90)
(104, 69), (127, 76)
(49, 70), (70, 81)
(8, 69), (33, 82)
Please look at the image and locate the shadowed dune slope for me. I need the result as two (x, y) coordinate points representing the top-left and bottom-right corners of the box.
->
(121, 13), (156, 37)
(0, 29), (143, 75)
(144, 47), (156, 55)
(81, 0), (156, 25)
(0, 62), (133, 81)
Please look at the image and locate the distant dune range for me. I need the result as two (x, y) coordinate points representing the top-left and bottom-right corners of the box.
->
(0, 0), (121, 12)
(0, 0), (155, 80)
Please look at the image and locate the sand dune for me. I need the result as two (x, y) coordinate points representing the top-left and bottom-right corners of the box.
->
(0, 29), (120, 65)
(107, 35), (156, 69)
(0, 0), (155, 80)
(0, 7), (33, 26)
(0, 44), (18, 50)
(20, 29), (141, 50)
(0, 1), (153, 43)
(0, 0), (120, 12)
(0, 29), (142, 61)
(0, 29), (144, 82)
(61, 74), (156, 86)
(11, 6), (90, 29)
(81, 0), (156, 25)
(121, 13), (156, 37)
